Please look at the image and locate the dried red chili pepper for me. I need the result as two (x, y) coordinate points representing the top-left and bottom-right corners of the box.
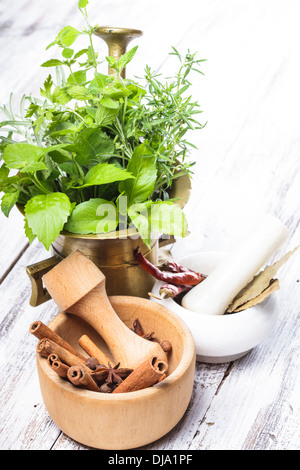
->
(159, 283), (193, 299)
(159, 260), (196, 274)
(134, 249), (205, 286)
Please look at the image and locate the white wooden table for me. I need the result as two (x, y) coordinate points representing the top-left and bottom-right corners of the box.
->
(0, 0), (299, 451)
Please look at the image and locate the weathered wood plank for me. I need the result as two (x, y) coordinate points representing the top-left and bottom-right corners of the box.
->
(0, 208), (28, 283)
(0, 241), (61, 450)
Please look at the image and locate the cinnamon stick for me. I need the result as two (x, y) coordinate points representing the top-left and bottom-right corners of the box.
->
(112, 356), (168, 394)
(157, 373), (167, 383)
(67, 365), (100, 392)
(29, 320), (86, 361)
(47, 353), (69, 379)
(37, 338), (92, 372)
(78, 334), (113, 367)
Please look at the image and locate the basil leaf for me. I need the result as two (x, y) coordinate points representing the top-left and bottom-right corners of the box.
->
(3, 143), (45, 170)
(25, 192), (72, 250)
(1, 189), (20, 217)
(128, 200), (188, 248)
(24, 218), (36, 244)
(150, 201), (188, 238)
(74, 163), (134, 189)
(65, 198), (118, 234)
(20, 162), (48, 173)
(119, 143), (157, 205)
(3, 143), (64, 173)
(128, 202), (152, 248)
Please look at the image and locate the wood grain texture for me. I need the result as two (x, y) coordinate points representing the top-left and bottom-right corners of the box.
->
(0, 0), (299, 450)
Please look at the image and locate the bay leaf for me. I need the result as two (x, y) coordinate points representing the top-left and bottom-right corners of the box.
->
(227, 245), (299, 313)
(233, 278), (280, 312)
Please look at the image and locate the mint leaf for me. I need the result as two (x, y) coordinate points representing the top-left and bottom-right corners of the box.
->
(25, 192), (72, 250)
(0, 175), (20, 192)
(78, 0), (89, 8)
(52, 86), (72, 105)
(119, 142), (156, 205)
(100, 96), (119, 109)
(106, 56), (116, 68)
(0, 163), (9, 180)
(102, 85), (132, 100)
(66, 85), (92, 100)
(94, 106), (118, 126)
(117, 46), (138, 71)
(3, 143), (45, 170)
(73, 48), (89, 60)
(74, 163), (134, 189)
(66, 70), (87, 85)
(47, 26), (82, 49)
(65, 198), (118, 234)
(62, 47), (74, 59)
(88, 72), (110, 93)
(106, 46), (138, 75)
(41, 59), (64, 67)
(74, 128), (115, 165)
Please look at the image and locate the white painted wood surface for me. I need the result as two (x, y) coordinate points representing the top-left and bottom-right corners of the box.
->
(0, 0), (299, 450)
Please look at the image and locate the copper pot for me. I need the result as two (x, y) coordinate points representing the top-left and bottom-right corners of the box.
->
(27, 229), (157, 306)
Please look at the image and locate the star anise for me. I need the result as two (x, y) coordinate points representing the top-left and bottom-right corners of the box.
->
(132, 318), (172, 353)
(91, 362), (133, 390)
(132, 318), (159, 343)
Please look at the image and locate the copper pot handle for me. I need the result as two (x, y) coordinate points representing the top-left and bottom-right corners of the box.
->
(158, 235), (176, 248)
(26, 256), (61, 307)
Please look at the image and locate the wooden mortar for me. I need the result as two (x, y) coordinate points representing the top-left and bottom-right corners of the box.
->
(36, 296), (196, 449)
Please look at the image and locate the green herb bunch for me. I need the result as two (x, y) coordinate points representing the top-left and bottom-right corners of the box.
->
(0, 0), (205, 250)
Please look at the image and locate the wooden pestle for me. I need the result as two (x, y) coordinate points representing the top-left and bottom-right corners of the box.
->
(42, 251), (167, 369)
